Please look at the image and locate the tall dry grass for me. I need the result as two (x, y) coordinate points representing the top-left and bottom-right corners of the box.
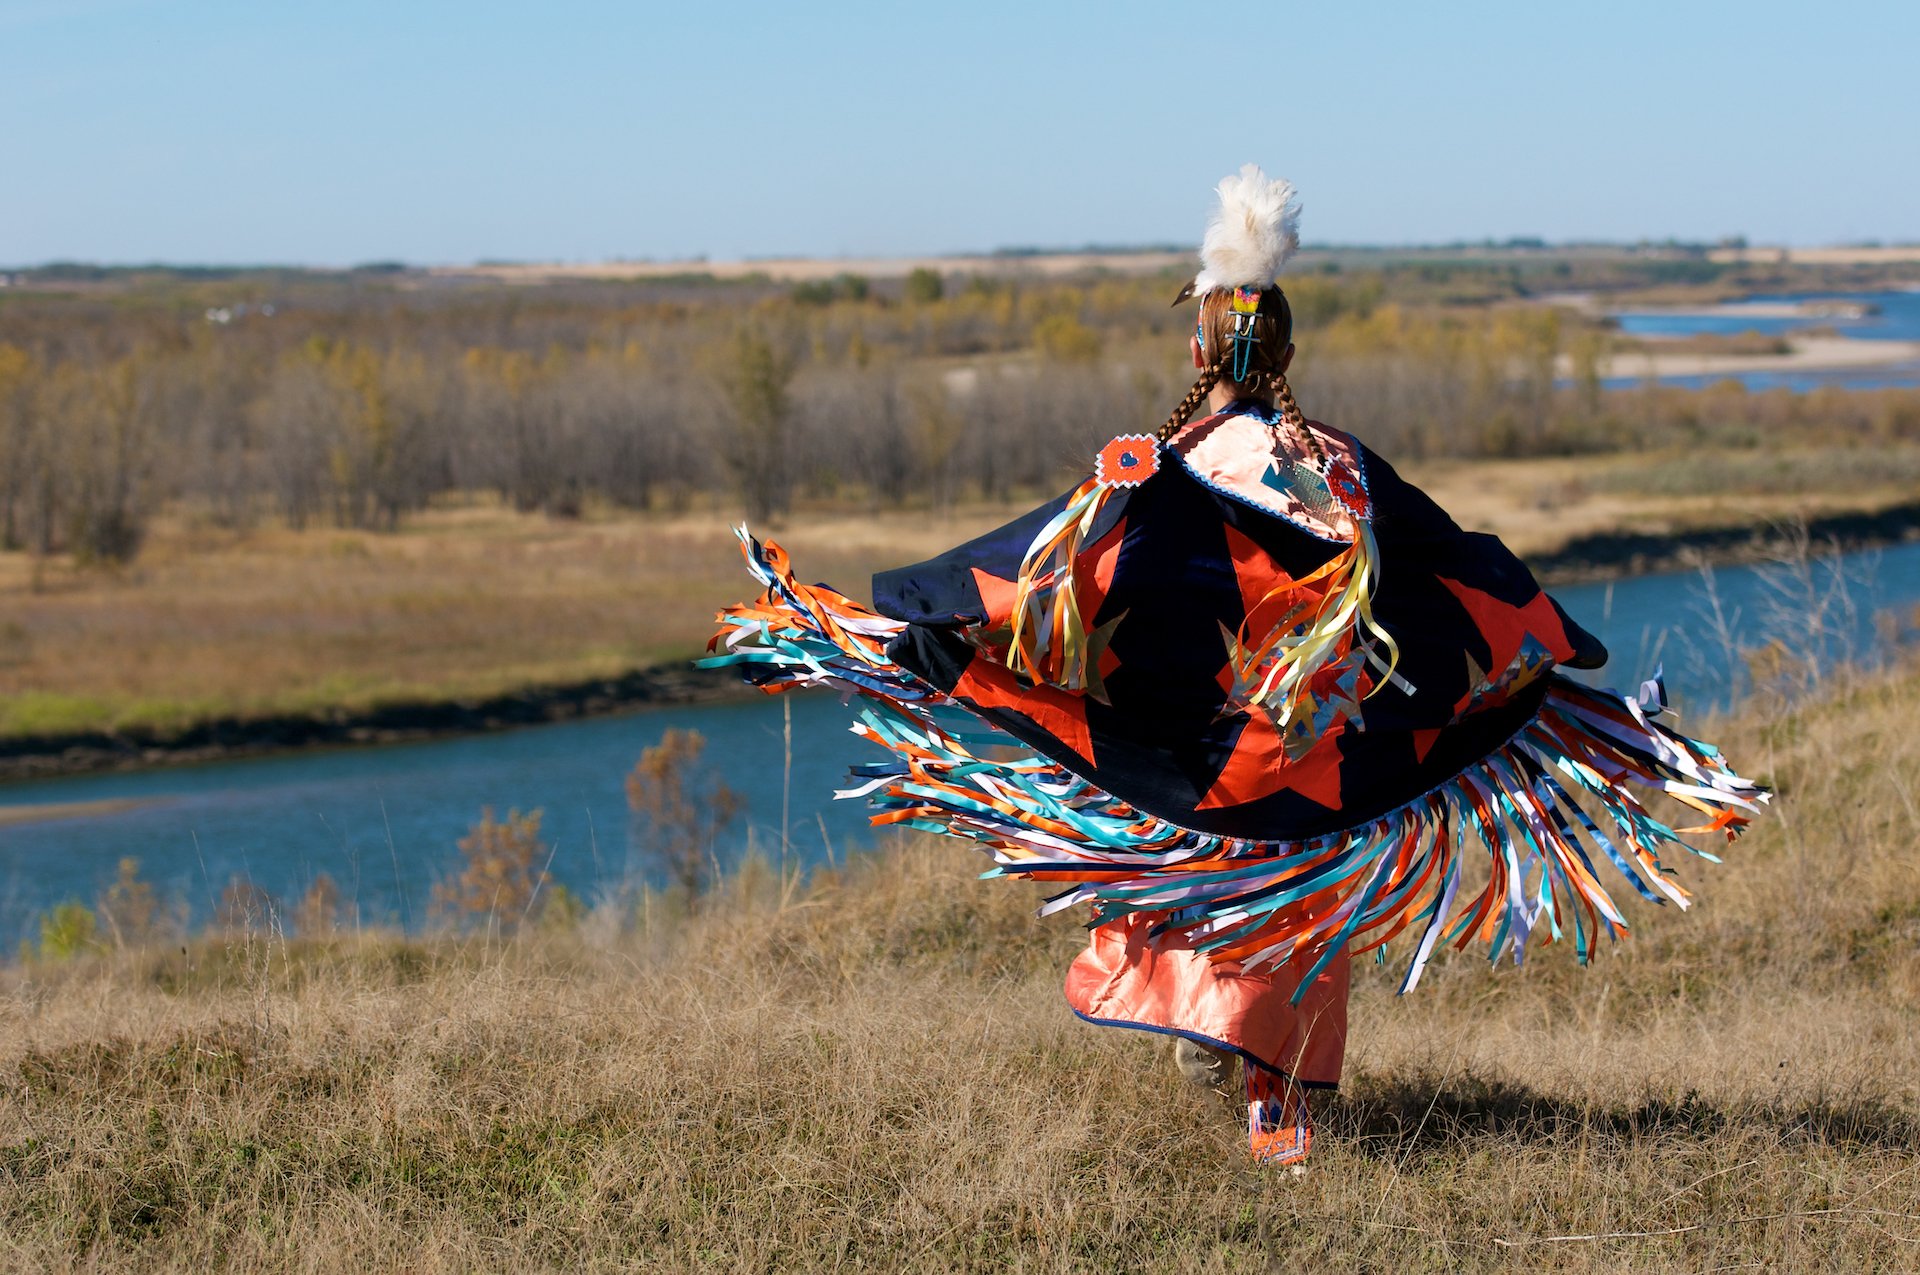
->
(3, 653), (1920, 1270)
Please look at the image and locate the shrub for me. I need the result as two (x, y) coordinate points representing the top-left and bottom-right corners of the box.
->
(714, 327), (799, 523)
(295, 872), (344, 938)
(536, 882), (587, 933)
(626, 728), (743, 899)
(434, 807), (552, 933)
(904, 267), (944, 304)
(1032, 312), (1101, 363)
(789, 280), (837, 307)
(215, 876), (280, 937)
(33, 902), (99, 961)
(97, 856), (162, 948)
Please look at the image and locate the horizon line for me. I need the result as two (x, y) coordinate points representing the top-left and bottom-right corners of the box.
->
(8, 237), (1920, 277)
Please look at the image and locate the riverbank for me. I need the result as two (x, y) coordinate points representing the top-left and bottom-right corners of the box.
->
(0, 661), (742, 782)
(1601, 334), (1920, 382)
(0, 502), (1019, 761)
(1525, 494), (1920, 583)
(3, 473), (1918, 780)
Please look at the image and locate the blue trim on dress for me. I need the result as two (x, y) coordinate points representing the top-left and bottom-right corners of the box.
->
(1068, 1007), (1340, 1089)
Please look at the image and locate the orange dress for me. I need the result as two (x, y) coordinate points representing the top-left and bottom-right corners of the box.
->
(1067, 915), (1346, 1163)
(1065, 916), (1349, 1090)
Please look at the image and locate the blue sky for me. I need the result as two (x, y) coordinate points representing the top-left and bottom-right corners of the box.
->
(3, 0), (1916, 265)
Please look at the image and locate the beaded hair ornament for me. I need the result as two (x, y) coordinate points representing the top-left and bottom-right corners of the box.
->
(1224, 285), (1265, 383)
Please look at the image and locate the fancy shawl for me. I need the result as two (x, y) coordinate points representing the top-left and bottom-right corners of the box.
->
(705, 404), (1767, 995)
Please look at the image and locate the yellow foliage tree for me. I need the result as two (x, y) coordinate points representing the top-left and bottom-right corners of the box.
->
(626, 729), (743, 899)
(434, 807), (552, 933)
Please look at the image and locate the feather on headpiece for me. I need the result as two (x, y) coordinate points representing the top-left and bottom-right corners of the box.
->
(1186, 164), (1301, 298)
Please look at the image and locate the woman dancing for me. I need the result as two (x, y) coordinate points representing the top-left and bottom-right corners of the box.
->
(704, 166), (1767, 1166)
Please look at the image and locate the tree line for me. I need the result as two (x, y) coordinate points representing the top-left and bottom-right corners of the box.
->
(0, 267), (1915, 562)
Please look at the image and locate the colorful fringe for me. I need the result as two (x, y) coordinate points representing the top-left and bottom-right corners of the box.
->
(704, 532), (1771, 1001)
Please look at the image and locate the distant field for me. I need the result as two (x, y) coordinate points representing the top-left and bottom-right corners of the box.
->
(0, 500), (1021, 741)
(1, 444), (1917, 744)
(1710, 245), (1920, 265)
(430, 243), (1920, 286)
(1, 655), (1917, 1269)
(432, 249), (1196, 285)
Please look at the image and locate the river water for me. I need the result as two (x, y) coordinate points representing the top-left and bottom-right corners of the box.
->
(1607, 287), (1920, 391)
(1, 539), (1917, 947)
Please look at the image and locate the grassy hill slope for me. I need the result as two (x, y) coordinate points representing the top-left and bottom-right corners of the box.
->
(3, 659), (1920, 1270)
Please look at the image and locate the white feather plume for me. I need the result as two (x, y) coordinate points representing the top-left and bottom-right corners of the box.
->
(1192, 164), (1300, 294)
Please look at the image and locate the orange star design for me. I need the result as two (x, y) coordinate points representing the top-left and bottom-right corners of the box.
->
(1436, 576), (1574, 701)
(952, 652), (1095, 763)
(1197, 712), (1343, 811)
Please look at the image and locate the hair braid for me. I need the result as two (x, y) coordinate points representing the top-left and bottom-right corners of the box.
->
(1157, 358), (1225, 441)
(1267, 369), (1326, 468)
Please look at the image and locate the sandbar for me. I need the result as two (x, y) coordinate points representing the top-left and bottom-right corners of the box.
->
(0, 796), (166, 828)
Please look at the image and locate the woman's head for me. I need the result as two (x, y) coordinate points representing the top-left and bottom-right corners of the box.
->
(1157, 165), (1311, 442)
(1159, 285), (1300, 441)
(1191, 285), (1293, 387)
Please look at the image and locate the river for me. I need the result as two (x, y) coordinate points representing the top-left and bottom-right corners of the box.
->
(1, 539), (1916, 947)
(1607, 287), (1920, 391)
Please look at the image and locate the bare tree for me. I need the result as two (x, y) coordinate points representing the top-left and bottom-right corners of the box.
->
(714, 326), (799, 523)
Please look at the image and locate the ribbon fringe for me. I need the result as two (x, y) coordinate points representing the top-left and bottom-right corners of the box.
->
(1228, 518), (1404, 730)
(1005, 475), (1110, 691)
(704, 534), (1770, 999)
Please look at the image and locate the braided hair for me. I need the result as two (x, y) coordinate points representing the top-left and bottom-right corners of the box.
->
(1156, 360), (1225, 441)
(1266, 365), (1325, 467)
(1159, 287), (1315, 458)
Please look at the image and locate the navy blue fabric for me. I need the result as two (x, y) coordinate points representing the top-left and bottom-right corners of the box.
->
(872, 425), (1605, 841)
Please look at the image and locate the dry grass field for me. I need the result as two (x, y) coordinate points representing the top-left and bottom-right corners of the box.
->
(0, 500), (1026, 740)
(2, 654), (1919, 1271)
(4, 443), (1918, 744)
